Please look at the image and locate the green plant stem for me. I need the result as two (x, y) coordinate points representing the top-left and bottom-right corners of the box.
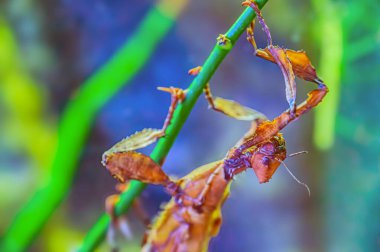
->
(78, 1), (268, 251)
(0, 1), (187, 251)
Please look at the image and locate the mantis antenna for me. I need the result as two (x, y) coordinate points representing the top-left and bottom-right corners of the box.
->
(287, 150), (308, 158)
(275, 158), (311, 197)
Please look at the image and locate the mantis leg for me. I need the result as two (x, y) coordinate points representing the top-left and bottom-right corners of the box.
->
(105, 193), (133, 250)
(246, 20), (258, 52)
(189, 66), (267, 121)
(242, 0), (272, 46)
(105, 183), (151, 248)
(193, 165), (225, 208)
(231, 82), (328, 156)
(157, 86), (187, 132)
(203, 83), (217, 111)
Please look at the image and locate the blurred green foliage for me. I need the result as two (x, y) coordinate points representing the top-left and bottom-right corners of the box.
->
(312, 0), (343, 150)
(316, 0), (380, 251)
(0, 17), (56, 174)
(0, 0), (188, 250)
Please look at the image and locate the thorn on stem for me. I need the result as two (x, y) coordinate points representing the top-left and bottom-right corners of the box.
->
(216, 34), (232, 50)
(188, 66), (202, 76)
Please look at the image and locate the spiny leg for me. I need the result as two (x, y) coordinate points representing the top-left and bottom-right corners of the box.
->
(230, 82), (328, 158)
(188, 66), (214, 108)
(275, 82), (328, 131)
(244, 7), (272, 61)
(243, 0), (298, 113)
(243, 0), (323, 86)
(188, 66), (216, 110)
(105, 193), (132, 250)
(106, 183), (155, 247)
(242, 0), (272, 45)
(165, 181), (203, 207)
(246, 20), (258, 52)
(157, 86), (187, 132)
(193, 165), (225, 208)
(203, 83), (217, 110)
(189, 66), (267, 121)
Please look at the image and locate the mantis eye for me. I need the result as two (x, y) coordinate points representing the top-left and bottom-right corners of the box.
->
(262, 156), (270, 166)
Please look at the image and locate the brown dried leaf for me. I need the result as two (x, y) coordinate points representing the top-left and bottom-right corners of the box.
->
(102, 128), (163, 164)
(103, 151), (170, 185)
(213, 97), (267, 121)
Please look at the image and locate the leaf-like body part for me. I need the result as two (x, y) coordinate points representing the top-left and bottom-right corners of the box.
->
(213, 97), (267, 121)
(102, 128), (163, 164)
(257, 48), (322, 83)
(251, 155), (280, 183)
(283, 49), (322, 83)
(256, 48), (273, 61)
(267, 46), (297, 112)
(104, 151), (170, 185)
(143, 161), (230, 252)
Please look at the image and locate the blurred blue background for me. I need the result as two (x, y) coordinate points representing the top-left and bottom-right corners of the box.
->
(0, 0), (379, 251)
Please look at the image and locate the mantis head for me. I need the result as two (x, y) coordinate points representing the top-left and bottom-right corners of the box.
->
(250, 134), (287, 183)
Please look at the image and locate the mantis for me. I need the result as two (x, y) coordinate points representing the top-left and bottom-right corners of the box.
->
(101, 1), (329, 251)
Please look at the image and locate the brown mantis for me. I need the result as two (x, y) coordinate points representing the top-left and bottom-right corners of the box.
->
(101, 1), (328, 251)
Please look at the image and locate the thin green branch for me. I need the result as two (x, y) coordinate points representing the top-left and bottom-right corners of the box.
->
(78, 1), (268, 251)
(0, 1), (187, 251)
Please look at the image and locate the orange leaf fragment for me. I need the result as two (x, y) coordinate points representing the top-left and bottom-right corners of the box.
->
(213, 96), (267, 121)
(104, 151), (170, 185)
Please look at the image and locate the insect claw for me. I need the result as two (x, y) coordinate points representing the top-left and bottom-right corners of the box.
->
(157, 86), (187, 102)
(157, 86), (171, 92)
(158, 86), (187, 131)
